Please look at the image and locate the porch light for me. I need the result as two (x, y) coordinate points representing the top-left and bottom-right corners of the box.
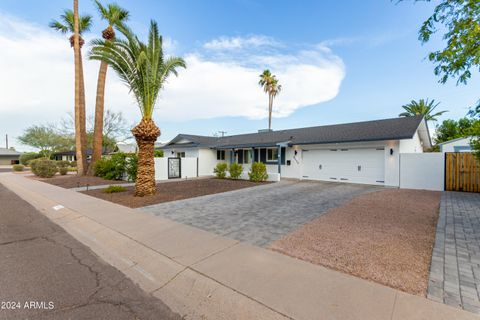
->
(390, 148), (394, 155)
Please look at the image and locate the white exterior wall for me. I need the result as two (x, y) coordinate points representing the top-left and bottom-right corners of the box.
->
(440, 137), (472, 153)
(198, 149), (218, 176)
(399, 132), (423, 153)
(399, 153), (444, 191)
(162, 148), (199, 158)
(384, 140), (400, 187)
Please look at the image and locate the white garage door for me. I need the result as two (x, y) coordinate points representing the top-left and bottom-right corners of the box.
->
(302, 148), (385, 185)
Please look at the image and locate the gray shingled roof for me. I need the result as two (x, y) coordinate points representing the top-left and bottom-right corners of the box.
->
(164, 116), (427, 149)
(0, 148), (21, 156)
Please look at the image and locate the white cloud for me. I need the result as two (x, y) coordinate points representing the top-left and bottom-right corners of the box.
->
(158, 51), (344, 120)
(203, 35), (280, 50)
(0, 15), (345, 144)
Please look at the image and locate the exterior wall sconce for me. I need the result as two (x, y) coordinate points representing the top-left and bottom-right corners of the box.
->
(171, 150), (175, 155)
(294, 150), (298, 155)
(390, 148), (394, 155)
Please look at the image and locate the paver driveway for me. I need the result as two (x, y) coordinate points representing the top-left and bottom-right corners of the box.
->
(140, 180), (382, 247)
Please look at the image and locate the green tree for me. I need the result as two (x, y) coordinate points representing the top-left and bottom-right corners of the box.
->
(90, 21), (186, 196)
(410, 0), (480, 85)
(399, 99), (447, 121)
(18, 125), (71, 159)
(50, 5), (92, 174)
(404, 0), (480, 157)
(434, 118), (479, 144)
(259, 70), (282, 130)
(89, 1), (130, 174)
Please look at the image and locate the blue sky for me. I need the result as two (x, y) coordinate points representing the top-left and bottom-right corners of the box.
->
(1, 0), (479, 150)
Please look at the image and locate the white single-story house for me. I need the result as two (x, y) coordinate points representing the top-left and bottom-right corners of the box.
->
(0, 148), (22, 165)
(161, 115), (431, 187)
(438, 137), (473, 153)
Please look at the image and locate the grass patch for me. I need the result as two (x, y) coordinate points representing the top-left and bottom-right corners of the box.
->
(103, 185), (128, 193)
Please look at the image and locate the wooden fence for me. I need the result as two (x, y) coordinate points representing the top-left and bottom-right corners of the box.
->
(445, 152), (480, 192)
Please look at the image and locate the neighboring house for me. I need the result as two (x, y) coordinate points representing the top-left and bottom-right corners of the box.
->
(161, 115), (431, 187)
(0, 148), (22, 165)
(53, 150), (93, 162)
(115, 143), (138, 154)
(438, 137), (473, 153)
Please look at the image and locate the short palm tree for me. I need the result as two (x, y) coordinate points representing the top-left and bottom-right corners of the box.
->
(50, 7), (92, 175)
(89, 1), (129, 175)
(259, 70), (282, 130)
(90, 21), (186, 196)
(399, 99), (448, 121)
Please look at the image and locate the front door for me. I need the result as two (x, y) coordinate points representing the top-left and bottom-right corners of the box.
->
(168, 157), (181, 179)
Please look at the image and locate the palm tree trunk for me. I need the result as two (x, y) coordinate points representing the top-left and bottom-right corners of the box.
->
(78, 49), (88, 174)
(268, 93), (273, 130)
(72, 0), (86, 175)
(131, 118), (160, 196)
(88, 60), (108, 175)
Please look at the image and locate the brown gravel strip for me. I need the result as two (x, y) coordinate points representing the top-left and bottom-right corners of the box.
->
(82, 178), (268, 208)
(32, 175), (129, 189)
(269, 189), (441, 296)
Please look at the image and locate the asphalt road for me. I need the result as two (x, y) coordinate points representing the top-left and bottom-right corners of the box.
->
(0, 183), (181, 320)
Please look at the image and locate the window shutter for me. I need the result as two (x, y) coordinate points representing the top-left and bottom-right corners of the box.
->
(253, 148), (258, 162)
(281, 147), (286, 165)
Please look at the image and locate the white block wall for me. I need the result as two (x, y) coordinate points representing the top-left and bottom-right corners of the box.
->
(154, 157), (198, 180)
(399, 153), (444, 191)
(154, 158), (168, 180)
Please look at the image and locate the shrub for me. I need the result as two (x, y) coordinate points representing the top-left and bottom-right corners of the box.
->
(58, 167), (68, 175)
(248, 162), (268, 182)
(56, 160), (70, 168)
(125, 154), (138, 182)
(93, 158), (118, 180)
(12, 164), (24, 172)
(93, 153), (136, 181)
(229, 163), (243, 179)
(154, 150), (164, 157)
(30, 158), (57, 178)
(70, 161), (77, 167)
(19, 152), (41, 165)
(214, 163), (228, 179)
(102, 185), (127, 193)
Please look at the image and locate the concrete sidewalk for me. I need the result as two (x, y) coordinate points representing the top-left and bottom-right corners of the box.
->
(1, 173), (478, 320)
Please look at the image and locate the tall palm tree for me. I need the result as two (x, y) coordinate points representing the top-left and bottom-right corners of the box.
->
(50, 7), (92, 175)
(90, 21), (186, 196)
(399, 98), (448, 121)
(88, 1), (130, 175)
(259, 69), (282, 130)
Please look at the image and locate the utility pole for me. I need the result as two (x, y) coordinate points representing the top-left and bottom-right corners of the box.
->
(5, 134), (8, 149)
(218, 131), (227, 137)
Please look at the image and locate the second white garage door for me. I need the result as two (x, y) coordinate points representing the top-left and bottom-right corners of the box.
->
(301, 148), (385, 185)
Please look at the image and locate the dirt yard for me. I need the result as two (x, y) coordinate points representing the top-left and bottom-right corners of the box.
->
(82, 178), (267, 208)
(33, 175), (129, 189)
(270, 189), (441, 296)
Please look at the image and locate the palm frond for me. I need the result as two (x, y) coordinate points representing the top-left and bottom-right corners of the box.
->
(89, 20), (186, 119)
(51, 9), (92, 34)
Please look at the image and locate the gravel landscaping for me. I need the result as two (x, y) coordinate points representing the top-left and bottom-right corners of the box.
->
(270, 188), (441, 296)
(82, 178), (267, 208)
(33, 175), (129, 189)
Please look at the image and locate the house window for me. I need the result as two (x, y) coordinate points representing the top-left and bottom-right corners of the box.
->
(267, 148), (278, 162)
(237, 149), (251, 164)
(217, 150), (225, 160)
(176, 152), (185, 158)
